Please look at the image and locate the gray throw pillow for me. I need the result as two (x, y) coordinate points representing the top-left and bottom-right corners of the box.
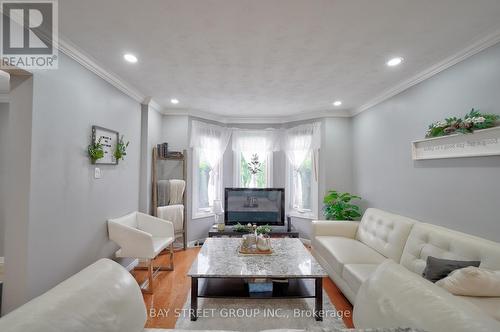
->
(422, 256), (480, 283)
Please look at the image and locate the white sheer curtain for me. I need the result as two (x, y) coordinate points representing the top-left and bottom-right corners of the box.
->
(190, 121), (231, 204)
(232, 129), (281, 187)
(283, 122), (321, 209)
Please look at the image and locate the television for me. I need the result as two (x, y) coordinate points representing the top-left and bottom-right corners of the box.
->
(224, 188), (285, 226)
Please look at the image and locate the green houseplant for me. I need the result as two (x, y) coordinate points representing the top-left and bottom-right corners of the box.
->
(233, 223), (251, 233)
(87, 137), (104, 164)
(256, 224), (272, 235)
(323, 190), (362, 221)
(114, 135), (130, 161)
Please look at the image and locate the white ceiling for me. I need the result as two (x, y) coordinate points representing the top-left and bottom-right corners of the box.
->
(59, 0), (500, 120)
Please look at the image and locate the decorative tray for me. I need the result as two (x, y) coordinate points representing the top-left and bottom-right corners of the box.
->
(238, 245), (273, 255)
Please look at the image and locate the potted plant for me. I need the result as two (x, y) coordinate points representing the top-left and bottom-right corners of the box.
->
(256, 224), (272, 235)
(114, 135), (130, 161)
(323, 190), (362, 221)
(87, 137), (104, 164)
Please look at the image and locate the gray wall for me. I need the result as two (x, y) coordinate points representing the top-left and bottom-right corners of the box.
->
(3, 54), (142, 313)
(3, 75), (34, 313)
(353, 42), (500, 242)
(0, 103), (8, 257)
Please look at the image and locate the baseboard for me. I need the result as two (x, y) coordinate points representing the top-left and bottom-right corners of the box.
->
(125, 258), (139, 271)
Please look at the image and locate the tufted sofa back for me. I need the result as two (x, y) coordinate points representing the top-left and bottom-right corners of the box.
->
(400, 223), (500, 275)
(355, 208), (417, 262)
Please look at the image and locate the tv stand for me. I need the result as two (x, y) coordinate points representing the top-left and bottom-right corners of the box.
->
(208, 225), (299, 238)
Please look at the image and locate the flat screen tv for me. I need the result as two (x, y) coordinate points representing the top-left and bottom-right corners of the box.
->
(224, 188), (285, 226)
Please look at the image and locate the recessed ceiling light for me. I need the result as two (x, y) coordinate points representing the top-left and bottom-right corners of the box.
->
(333, 100), (342, 107)
(170, 98), (179, 104)
(123, 53), (138, 63)
(386, 57), (403, 67)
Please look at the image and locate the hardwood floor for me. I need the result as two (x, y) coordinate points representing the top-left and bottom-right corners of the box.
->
(134, 247), (354, 329)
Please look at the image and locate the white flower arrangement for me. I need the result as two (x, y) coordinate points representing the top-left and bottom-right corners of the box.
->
(432, 120), (448, 128)
(425, 109), (499, 138)
(472, 116), (486, 124)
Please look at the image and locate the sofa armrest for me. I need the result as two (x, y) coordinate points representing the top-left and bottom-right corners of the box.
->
(354, 260), (500, 332)
(107, 220), (155, 258)
(137, 212), (174, 239)
(0, 259), (147, 332)
(311, 220), (359, 238)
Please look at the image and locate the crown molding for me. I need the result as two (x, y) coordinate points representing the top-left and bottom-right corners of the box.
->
(161, 107), (351, 124)
(352, 29), (500, 116)
(57, 36), (163, 109)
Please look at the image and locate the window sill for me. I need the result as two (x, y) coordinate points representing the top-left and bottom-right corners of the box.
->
(289, 210), (318, 220)
(192, 212), (215, 220)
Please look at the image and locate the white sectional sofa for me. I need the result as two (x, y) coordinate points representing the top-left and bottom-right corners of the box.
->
(0, 257), (420, 332)
(311, 208), (500, 331)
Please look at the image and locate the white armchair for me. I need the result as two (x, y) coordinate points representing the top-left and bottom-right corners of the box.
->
(108, 212), (175, 293)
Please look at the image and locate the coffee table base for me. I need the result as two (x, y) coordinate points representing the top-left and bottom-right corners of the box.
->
(190, 277), (323, 321)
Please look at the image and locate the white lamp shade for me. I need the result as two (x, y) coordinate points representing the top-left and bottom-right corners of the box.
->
(212, 199), (224, 214)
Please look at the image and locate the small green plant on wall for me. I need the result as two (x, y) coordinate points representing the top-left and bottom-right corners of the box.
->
(114, 135), (130, 161)
(426, 109), (499, 138)
(87, 137), (104, 164)
(323, 190), (362, 221)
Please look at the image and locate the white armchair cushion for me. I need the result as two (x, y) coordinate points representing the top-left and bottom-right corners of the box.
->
(108, 220), (155, 259)
(137, 213), (174, 238)
(108, 212), (174, 259)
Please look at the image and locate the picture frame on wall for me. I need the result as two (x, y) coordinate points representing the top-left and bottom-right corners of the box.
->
(92, 125), (119, 165)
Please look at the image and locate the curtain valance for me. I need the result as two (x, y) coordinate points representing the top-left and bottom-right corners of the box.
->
(231, 129), (281, 152)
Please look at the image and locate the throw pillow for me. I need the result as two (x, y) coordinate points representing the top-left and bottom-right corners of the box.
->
(422, 256), (480, 283)
(436, 266), (500, 297)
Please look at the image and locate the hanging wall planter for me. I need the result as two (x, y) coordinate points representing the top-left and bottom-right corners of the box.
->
(114, 135), (130, 162)
(87, 137), (104, 164)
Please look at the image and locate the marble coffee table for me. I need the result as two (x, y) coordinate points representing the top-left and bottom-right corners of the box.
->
(187, 237), (327, 321)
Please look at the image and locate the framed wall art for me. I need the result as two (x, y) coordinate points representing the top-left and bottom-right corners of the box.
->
(91, 125), (119, 165)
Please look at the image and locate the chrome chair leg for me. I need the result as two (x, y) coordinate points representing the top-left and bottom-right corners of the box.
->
(135, 243), (175, 293)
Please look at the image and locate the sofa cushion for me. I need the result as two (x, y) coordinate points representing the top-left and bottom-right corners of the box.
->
(458, 296), (500, 321)
(355, 208), (416, 262)
(314, 236), (386, 275)
(436, 266), (500, 297)
(422, 256), (480, 283)
(342, 264), (379, 294)
(400, 223), (500, 276)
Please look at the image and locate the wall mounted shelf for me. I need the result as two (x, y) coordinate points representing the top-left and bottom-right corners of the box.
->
(412, 126), (500, 160)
